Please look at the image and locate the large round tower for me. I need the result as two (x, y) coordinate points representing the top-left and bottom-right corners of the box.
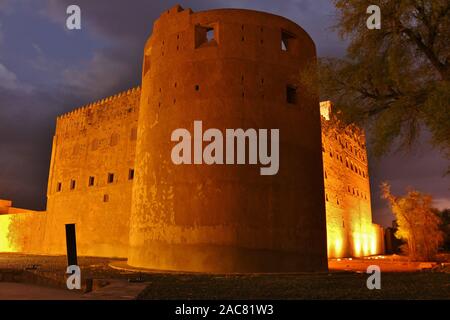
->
(129, 5), (328, 272)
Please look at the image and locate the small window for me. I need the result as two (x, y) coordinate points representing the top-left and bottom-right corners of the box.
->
(88, 176), (95, 187)
(195, 25), (217, 48)
(103, 194), (109, 203)
(195, 84), (200, 91)
(107, 173), (114, 184)
(70, 180), (76, 190)
(56, 182), (62, 192)
(128, 169), (135, 180)
(286, 85), (297, 104)
(281, 30), (295, 52)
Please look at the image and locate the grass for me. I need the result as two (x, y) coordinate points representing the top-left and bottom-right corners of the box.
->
(137, 271), (450, 300)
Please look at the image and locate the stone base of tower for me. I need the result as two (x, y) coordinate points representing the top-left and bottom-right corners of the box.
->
(127, 242), (328, 273)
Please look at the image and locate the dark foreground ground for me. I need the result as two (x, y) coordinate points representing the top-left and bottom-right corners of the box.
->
(0, 253), (449, 300)
(136, 271), (450, 299)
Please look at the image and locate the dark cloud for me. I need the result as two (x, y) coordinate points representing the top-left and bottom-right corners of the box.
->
(0, 0), (231, 209)
(0, 89), (57, 209)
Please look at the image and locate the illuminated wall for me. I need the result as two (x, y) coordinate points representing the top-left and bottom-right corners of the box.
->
(0, 200), (45, 253)
(1, 101), (385, 262)
(1, 89), (141, 257)
(43, 87), (140, 257)
(321, 101), (384, 258)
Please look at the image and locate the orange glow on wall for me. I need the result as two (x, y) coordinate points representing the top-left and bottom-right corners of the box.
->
(370, 233), (377, 255)
(353, 233), (362, 257)
(362, 233), (369, 256)
(0, 215), (16, 252)
(352, 227), (378, 257)
(334, 238), (343, 257)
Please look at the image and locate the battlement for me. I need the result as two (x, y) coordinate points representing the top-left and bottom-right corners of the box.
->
(57, 86), (141, 121)
(320, 101), (366, 147)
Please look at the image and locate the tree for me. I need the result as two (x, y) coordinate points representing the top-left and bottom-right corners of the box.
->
(319, 0), (450, 167)
(381, 182), (444, 260)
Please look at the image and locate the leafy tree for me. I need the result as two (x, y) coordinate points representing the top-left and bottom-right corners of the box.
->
(319, 0), (450, 166)
(381, 182), (444, 260)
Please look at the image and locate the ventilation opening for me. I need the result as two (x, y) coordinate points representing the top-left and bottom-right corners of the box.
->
(286, 85), (297, 104)
(70, 180), (76, 190)
(128, 169), (135, 180)
(107, 173), (114, 184)
(88, 176), (95, 187)
(56, 182), (62, 192)
(281, 30), (296, 52)
(103, 194), (109, 203)
(196, 25), (217, 48)
(195, 84), (200, 91)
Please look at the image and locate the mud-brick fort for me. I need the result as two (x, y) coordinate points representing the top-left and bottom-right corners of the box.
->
(0, 5), (384, 272)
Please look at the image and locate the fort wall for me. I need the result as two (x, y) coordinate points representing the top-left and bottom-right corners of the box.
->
(41, 88), (140, 257)
(320, 101), (384, 258)
(129, 6), (328, 272)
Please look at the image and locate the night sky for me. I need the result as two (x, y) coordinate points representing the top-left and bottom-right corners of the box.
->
(0, 0), (448, 227)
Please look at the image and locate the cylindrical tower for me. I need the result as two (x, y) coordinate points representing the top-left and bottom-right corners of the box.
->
(129, 5), (328, 272)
